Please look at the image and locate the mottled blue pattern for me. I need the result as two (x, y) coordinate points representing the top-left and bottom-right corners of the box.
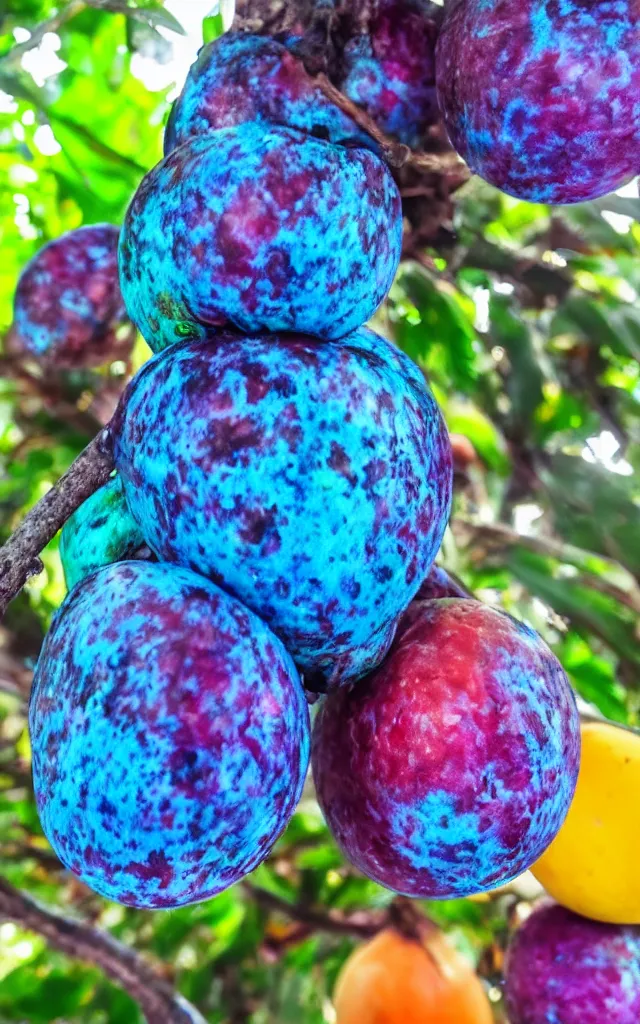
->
(113, 329), (453, 688)
(506, 903), (640, 1024)
(12, 224), (134, 368)
(340, 0), (440, 147)
(313, 600), (580, 897)
(165, 32), (371, 154)
(29, 562), (310, 909)
(60, 475), (144, 590)
(436, 0), (640, 204)
(118, 123), (403, 352)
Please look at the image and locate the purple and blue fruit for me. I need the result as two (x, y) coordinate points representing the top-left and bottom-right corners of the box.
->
(506, 903), (640, 1024)
(312, 599), (580, 897)
(415, 563), (470, 601)
(340, 0), (440, 147)
(436, 0), (640, 204)
(118, 123), (403, 352)
(12, 224), (135, 368)
(60, 475), (145, 591)
(29, 561), (310, 909)
(165, 32), (370, 154)
(113, 329), (452, 687)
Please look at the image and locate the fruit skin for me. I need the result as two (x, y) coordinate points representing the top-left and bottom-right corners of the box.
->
(312, 599), (580, 897)
(12, 224), (135, 368)
(113, 329), (452, 687)
(29, 561), (310, 909)
(60, 475), (144, 591)
(505, 902), (640, 1024)
(119, 123), (402, 352)
(415, 563), (470, 601)
(340, 0), (440, 147)
(334, 926), (493, 1024)
(436, 0), (640, 204)
(165, 32), (370, 154)
(533, 722), (640, 925)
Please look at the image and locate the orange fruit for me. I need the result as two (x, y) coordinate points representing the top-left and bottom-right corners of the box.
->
(334, 926), (493, 1024)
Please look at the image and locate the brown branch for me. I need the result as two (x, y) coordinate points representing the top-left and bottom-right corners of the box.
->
(314, 73), (467, 175)
(456, 518), (640, 615)
(243, 882), (383, 939)
(0, 0), (87, 66)
(0, 875), (206, 1024)
(0, 430), (114, 618)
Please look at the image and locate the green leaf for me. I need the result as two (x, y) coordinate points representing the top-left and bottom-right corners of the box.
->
(203, 12), (224, 45)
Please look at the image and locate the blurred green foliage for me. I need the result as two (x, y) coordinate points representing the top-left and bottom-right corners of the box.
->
(0, 2), (638, 1022)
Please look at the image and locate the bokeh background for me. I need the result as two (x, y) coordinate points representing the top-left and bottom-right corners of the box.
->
(0, 1), (639, 1021)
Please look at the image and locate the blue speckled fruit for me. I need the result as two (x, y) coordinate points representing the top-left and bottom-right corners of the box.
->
(312, 600), (580, 897)
(60, 475), (144, 590)
(113, 329), (453, 687)
(505, 903), (640, 1024)
(118, 123), (403, 352)
(340, 0), (440, 147)
(165, 32), (370, 154)
(12, 224), (135, 369)
(29, 561), (310, 909)
(436, 0), (640, 204)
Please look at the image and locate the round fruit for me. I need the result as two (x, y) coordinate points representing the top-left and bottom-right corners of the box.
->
(436, 0), (640, 204)
(533, 721), (640, 924)
(118, 123), (402, 352)
(165, 32), (369, 154)
(11, 224), (135, 368)
(505, 902), (640, 1024)
(312, 599), (580, 897)
(415, 564), (470, 601)
(340, 0), (440, 147)
(334, 926), (493, 1024)
(60, 474), (144, 591)
(29, 561), (310, 908)
(113, 329), (452, 688)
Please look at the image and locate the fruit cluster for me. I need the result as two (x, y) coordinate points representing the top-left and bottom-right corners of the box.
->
(21, 26), (638, 1017)
(27, 25), (587, 918)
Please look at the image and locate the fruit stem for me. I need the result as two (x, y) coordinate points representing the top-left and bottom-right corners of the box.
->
(0, 429), (114, 619)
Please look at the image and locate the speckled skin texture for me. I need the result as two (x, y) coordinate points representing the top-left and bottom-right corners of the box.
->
(12, 224), (135, 368)
(415, 564), (470, 601)
(505, 903), (640, 1024)
(118, 123), (402, 352)
(60, 475), (144, 591)
(340, 0), (440, 147)
(165, 32), (370, 154)
(113, 329), (452, 688)
(312, 600), (580, 897)
(436, 0), (640, 204)
(29, 561), (310, 909)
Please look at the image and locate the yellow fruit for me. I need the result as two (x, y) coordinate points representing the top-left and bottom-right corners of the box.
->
(333, 926), (493, 1024)
(533, 721), (640, 924)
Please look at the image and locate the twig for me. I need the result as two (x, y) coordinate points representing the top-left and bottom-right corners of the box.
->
(0, 0), (86, 65)
(456, 518), (640, 615)
(243, 882), (383, 939)
(314, 73), (467, 175)
(0, 876), (206, 1024)
(0, 430), (114, 618)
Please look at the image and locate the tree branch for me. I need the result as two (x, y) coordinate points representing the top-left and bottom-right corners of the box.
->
(243, 882), (383, 939)
(314, 73), (467, 175)
(1, 0), (87, 66)
(0, 430), (114, 619)
(0, 875), (206, 1024)
(456, 517), (640, 616)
